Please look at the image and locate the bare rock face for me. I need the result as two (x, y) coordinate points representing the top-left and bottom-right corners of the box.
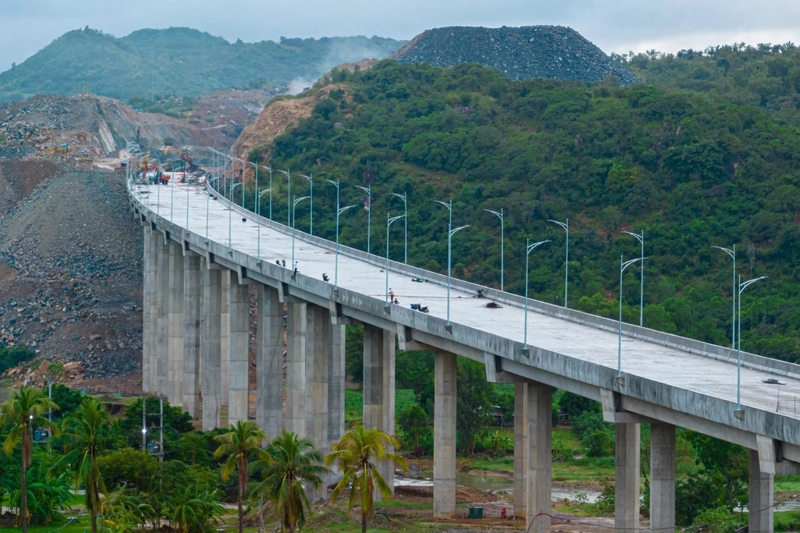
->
(390, 25), (639, 85)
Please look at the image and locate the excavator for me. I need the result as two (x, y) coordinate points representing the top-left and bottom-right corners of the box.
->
(45, 143), (70, 156)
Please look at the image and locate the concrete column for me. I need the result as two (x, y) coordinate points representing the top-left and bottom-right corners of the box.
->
(328, 323), (346, 444)
(147, 230), (159, 393)
(285, 302), (307, 437)
(433, 351), (457, 518)
(363, 324), (396, 496)
(168, 242), (184, 407)
(228, 272), (250, 425)
(182, 252), (202, 418)
(220, 270), (230, 419)
(201, 266), (223, 430)
(526, 382), (552, 533)
(650, 423), (676, 532)
(142, 226), (152, 392)
(513, 382), (527, 518)
(156, 235), (170, 395)
(614, 422), (640, 533)
(749, 449), (774, 533)
(256, 285), (283, 438)
(306, 305), (330, 502)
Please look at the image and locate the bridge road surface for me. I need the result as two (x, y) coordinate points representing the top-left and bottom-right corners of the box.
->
(134, 178), (800, 422)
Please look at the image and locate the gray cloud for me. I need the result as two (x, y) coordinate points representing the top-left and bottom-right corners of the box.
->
(1, 0), (800, 72)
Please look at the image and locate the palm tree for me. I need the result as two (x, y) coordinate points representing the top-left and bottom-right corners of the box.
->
(0, 385), (58, 532)
(166, 483), (223, 533)
(54, 397), (108, 533)
(326, 426), (408, 533)
(213, 420), (266, 533)
(251, 431), (329, 533)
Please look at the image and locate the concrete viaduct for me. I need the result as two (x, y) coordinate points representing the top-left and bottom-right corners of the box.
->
(131, 175), (800, 533)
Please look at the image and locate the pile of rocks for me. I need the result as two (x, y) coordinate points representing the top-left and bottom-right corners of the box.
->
(390, 25), (639, 85)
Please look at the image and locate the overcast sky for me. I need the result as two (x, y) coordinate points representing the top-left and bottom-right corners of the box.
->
(2, 0), (800, 72)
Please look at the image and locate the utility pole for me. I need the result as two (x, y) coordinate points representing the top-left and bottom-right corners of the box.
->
(159, 394), (164, 463)
(141, 395), (146, 452)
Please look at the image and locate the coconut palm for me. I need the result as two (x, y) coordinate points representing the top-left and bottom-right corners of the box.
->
(250, 431), (329, 533)
(213, 420), (266, 533)
(326, 426), (408, 533)
(166, 483), (223, 533)
(54, 397), (108, 533)
(0, 385), (59, 532)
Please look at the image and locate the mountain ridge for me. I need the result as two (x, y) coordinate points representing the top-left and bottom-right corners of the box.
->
(0, 27), (403, 102)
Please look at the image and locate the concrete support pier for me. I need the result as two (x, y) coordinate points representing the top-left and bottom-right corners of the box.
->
(156, 235), (170, 395)
(363, 324), (396, 496)
(168, 243), (184, 407)
(513, 382), (527, 518)
(306, 305), (330, 501)
(228, 272), (250, 425)
(182, 252), (202, 418)
(142, 226), (153, 392)
(434, 351), (457, 518)
(749, 449), (774, 533)
(220, 270), (230, 419)
(256, 285), (283, 438)
(328, 323), (346, 444)
(286, 302), (307, 437)
(525, 382), (552, 533)
(201, 267), (223, 430)
(614, 422), (640, 533)
(650, 423), (676, 532)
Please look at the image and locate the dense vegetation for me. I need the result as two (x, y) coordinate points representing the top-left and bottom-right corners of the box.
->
(620, 43), (800, 124)
(245, 59), (800, 362)
(0, 27), (402, 102)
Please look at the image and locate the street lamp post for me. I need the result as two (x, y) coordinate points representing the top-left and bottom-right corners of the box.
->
(390, 192), (408, 264)
(712, 245), (737, 349)
(298, 173), (314, 235)
(234, 158), (246, 206)
(736, 275), (767, 417)
(276, 169), (291, 227)
(547, 218), (569, 308)
(248, 161), (259, 212)
(484, 208), (505, 291)
(291, 195), (310, 272)
(435, 199), (469, 330)
(325, 179), (356, 292)
(356, 185), (372, 254)
(622, 230), (645, 327)
(229, 183), (243, 248)
(385, 214), (407, 311)
(257, 165), (273, 218)
(617, 255), (645, 383)
(257, 188), (272, 219)
(206, 177), (221, 243)
(523, 239), (550, 353)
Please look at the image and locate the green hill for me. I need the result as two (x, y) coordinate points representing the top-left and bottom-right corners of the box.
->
(0, 27), (403, 102)
(245, 61), (800, 362)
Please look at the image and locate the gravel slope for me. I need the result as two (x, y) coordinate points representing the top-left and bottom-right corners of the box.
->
(391, 25), (639, 85)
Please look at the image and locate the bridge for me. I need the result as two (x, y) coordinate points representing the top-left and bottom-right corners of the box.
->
(129, 169), (800, 533)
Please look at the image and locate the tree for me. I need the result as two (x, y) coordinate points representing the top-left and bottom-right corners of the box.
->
(212, 420), (266, 533)
(326, 426), (408, 533)
(166, 483), (223, 533)
(55, 397), (109, 533)
(397, 404), (429, 451)
(251, 431), (328, 533)
(456, 359), (493, 454)
(0, 385), (58, 531)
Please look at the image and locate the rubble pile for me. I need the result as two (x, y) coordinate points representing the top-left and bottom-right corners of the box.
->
(0, 169), (142, 379)
(390, 25), (639, 85)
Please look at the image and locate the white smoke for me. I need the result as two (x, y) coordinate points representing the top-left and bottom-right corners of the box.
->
(287, 77), (315, 95)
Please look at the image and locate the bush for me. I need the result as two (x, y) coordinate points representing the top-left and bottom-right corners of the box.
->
(0, 344), (35, 374)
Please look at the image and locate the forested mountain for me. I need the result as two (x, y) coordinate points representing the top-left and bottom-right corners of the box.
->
(246, 60), (800, 363)
(621, 43), (800, 123)
(0, 27), (402, 102)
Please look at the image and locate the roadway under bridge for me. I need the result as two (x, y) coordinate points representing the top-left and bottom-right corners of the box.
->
(130, 174), (800, 533)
